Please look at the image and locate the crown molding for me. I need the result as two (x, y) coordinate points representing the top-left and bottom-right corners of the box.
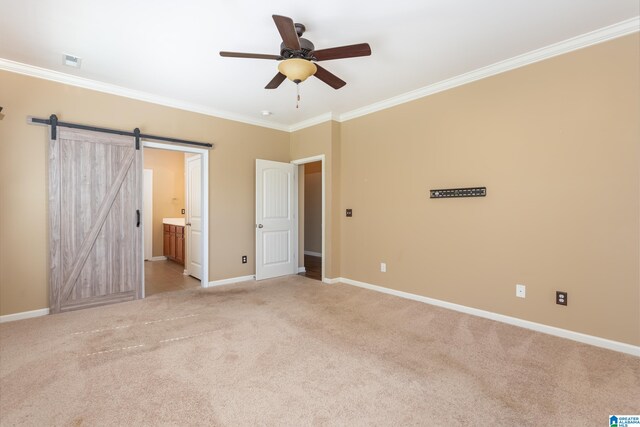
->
(336, 17), (639, 124)
(2, 17), (638, 133)
(288, 112), (336, 132)
(0, 58), (291, 132)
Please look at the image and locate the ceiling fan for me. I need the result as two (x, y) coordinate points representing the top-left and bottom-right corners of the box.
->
(220, 15), (371, 90)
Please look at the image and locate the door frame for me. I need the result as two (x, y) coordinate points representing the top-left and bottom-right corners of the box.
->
(291, 155), (326, 282)
(143, 169), (153, 261)
(142, 141), (209, 291)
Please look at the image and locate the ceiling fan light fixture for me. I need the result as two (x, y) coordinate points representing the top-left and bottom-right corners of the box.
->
(278, 58), (317, 83)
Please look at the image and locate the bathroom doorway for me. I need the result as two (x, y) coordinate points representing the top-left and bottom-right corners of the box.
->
(301, 161), (322, 280)
(292, 156), (325, 282)
(142, 142), (209, 296)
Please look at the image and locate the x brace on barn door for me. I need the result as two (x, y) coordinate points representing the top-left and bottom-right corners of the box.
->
(28, 114), (214, 149)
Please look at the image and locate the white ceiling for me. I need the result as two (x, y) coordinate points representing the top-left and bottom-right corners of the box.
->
(1, 1), (638, 130)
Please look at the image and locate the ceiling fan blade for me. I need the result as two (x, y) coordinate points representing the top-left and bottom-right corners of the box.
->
(313, 43), (371, 61)
(313, 65), (346, 89)
(220, 51), (281, 60)
(265, 72), (287, 89)
(272, 15), (301, 50)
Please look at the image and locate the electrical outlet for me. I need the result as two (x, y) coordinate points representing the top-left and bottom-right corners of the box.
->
(242, 255), (247, 264)
(516, 284), (526, 298)
(556, 291), (567, 306)
(380, 262), (386, 273)
(181, 209), (185, 214)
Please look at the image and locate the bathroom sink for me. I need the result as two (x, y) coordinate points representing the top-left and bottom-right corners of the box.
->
(162, 218), (185, 226)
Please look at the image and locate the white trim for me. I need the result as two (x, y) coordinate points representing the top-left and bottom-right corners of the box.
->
(291, 155), (325, 164)
(148, 256), (167, 262)
(337, 277), (639, 357)
(143, 169), (153, 261)
(142, 141), (209, 289)
(144, 140), (208, 154)
(338, 17), (640, 123)
(304, 251), (322, 257)
(202, 151), (209, 285)
(291, 155), (326, 282)
(322, 277), (340, 285)
(288, 17), (640, 130)
(0, 58), (289, 132)
(2, 18), (636, 134)
(207, 275), (255, 288)
(293, 165), (299, 277)
(0, 308), (49, 323)
(298, 267), (306, 273)
(289, 113), (336, 132)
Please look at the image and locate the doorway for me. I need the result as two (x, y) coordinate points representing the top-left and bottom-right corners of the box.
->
(299, 161), (322, 281)
(291, 155), (325, 282)
(142, 142), (209, 296)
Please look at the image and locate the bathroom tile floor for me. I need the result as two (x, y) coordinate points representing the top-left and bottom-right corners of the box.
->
(144, 259), (201, 296)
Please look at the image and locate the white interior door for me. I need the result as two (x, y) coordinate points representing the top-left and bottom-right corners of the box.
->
(186, 154), (202, 280)
(256, 159), (296, 280)
(143, 169), (153, 260)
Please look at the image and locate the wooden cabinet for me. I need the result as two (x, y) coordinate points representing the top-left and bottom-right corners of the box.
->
(163, 226), (171, 259)
(176, 231), (184, 263)
(163, 224), (185, 265)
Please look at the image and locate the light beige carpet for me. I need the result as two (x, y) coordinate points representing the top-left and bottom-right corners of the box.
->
(1, 275), (638, 426)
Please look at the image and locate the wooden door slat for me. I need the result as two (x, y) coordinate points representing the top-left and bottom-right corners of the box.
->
(49, 128), (142, 314)
(60, 147), (135, 303)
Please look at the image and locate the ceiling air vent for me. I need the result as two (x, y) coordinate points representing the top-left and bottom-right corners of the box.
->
(63, 54), (82, 68)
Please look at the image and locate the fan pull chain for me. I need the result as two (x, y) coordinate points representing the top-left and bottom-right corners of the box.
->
(296, 84), (300, 109)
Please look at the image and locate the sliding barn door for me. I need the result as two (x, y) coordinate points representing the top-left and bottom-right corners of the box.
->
(49, 128), (142, 313)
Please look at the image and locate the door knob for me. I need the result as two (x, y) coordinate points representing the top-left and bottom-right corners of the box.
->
(186, 223), (192, 226)
(258, 224), (264, 228)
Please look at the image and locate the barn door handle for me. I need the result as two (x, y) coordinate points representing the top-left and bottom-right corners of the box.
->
(136, 210), (141, 227)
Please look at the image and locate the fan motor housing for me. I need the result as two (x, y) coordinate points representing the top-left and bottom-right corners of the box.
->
(280, 38), (315, 59)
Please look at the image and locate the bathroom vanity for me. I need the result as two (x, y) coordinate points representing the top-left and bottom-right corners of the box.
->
(163, 218), (185, 265)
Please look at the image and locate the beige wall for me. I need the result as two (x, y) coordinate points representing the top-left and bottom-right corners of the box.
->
(0, 34), (638, 347)
(143, 149), (185, 257)
(304, 162), (322, 254)
(339, 34), (640, 345)
(290, 122), (342, 279)
(0, 70), (289, 316)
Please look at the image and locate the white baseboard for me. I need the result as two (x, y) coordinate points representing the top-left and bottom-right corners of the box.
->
(0, 308), (50, 323)
(323, 277), (339, 284)
(304, 251), (322, 257)
(338, 277), (640, 357)
(298, 267), (306, 273)
(147, 256), (167, 262)
(207, 275), (255, 288)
